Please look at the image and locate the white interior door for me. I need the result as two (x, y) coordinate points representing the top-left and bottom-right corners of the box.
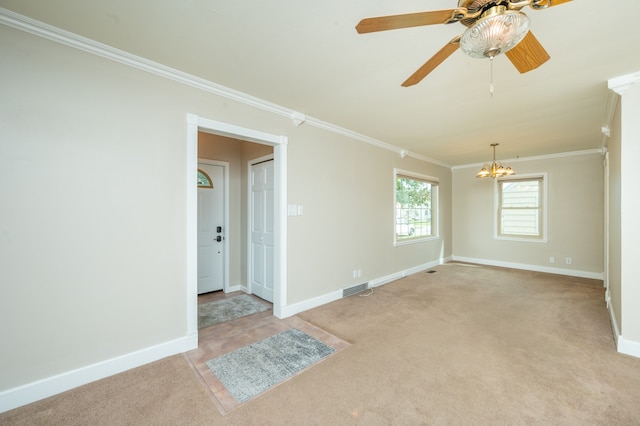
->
(198, 163), (225, 294)
(250, 159), (274, 302)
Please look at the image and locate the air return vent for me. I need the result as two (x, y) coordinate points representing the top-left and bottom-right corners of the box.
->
(343, 283), (369, 297)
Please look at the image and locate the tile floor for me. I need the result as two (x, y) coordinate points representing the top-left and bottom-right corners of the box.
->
(184, 291), (349, 414)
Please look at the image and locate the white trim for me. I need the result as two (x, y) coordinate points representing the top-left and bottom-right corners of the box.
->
(227, 284), (242, 293)
(306, 116), (450, 168)
(608, 297), (620, 339)
(0, 8), (294, 120)
(280, 290), (343, 318)
(0, 336), (193, 413)
(608, 71), (640, 95)
(198, 118), (284, 146)
(394, 168), (440, 183)
(603, 151), (610, 294)
(274, 144), (288, 312)
(618, 337), (640, 359)
(279, 257), (451, 317)
(188, 115), (288, 320)
(197, 159), (230, 293)
(0, 7), (449, 169)
(452, 149), (604, 171)
(370, 271), (405, 288)
(610, 300), (640, 358)
(370, 258), (451, 287)
(451, 256), (603, 280)
(185, 114), (199, 344)
(394, 236), (441, 247)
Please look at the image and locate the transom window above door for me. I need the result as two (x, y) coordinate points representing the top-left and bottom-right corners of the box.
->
(197, 169), (213, 188)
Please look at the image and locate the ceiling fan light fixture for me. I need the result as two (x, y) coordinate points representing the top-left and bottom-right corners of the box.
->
(460, 9), (531, 59)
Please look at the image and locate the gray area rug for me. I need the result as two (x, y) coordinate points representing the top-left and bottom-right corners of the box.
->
(198, 294), (270, 329)
(206, 328), (335, 403)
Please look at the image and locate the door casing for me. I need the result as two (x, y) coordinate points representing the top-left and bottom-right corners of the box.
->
(186, 114), (288, 348)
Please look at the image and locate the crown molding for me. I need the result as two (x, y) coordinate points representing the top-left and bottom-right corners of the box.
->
(0, 7), (450, 169)
(608, 71), (640, 95)
(0, 8), (295, 119)
(452, 148), (605, 170)
(304, 116), (451, 168)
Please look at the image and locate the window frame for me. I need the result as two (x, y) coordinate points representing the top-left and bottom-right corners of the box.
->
(393, 169), (439, 246)
(494, 173), (548, 243)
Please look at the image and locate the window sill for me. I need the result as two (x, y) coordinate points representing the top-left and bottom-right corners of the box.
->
(394, 235), (440, 247)
(494, 235), (548, 243)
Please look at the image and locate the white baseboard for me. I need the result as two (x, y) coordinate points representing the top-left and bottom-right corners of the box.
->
(608, 300), (621, 344)
(0, 336), (197, 414)
(279, 257), (452, 317)
(451, 256), (603, 280)
(279, 289), (343, 318)
(226, 284), (242, 293)
(618, 336), (640, 358)
(370, 257), (451, 288)
(608, 301), (640, 359)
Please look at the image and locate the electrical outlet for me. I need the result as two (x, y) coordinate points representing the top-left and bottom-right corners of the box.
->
(565, 257), (572, 265)
(549, 256), (555, 264)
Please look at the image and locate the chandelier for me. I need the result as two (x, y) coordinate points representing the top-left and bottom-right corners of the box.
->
(460, 6), (530, 60)
(476, 143), (515, 178)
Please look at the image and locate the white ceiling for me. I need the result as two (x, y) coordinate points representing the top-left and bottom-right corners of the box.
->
(2, 0), (639, 166)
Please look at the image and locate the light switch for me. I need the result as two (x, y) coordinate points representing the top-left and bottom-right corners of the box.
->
(287, 204), (297, 216)
(297, 205), (304, 215)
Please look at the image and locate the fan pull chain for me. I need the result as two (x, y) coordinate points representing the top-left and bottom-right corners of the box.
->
(489, 57), (494, 98)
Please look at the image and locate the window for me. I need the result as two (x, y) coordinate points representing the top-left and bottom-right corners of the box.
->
(496, 175), (545, 240)
(197, 169), (213, 188)
(394, 170), (438, 244)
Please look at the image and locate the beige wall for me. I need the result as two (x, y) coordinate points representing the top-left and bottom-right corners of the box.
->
(286, 124), (452, 303)
(0, 24), (451, 394)
(452, 152), (604, 276)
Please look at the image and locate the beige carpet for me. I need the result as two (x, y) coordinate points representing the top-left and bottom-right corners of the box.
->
(3, 263), (640, 425)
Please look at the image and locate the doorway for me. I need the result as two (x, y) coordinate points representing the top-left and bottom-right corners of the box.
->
(186, 114), (288, 347)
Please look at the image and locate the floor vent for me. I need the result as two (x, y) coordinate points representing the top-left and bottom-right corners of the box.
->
(343, 283), (369, 297)
(426, 270), (437, 274)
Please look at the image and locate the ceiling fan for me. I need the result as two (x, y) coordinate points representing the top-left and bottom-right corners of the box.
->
(356, 0), (572, 87)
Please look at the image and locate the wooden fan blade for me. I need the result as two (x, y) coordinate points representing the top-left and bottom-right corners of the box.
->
(356, 9), (461, 34)
(505, 31), (550, 74)
(549, 0), (572, 6)
(402, 36), (461, 87)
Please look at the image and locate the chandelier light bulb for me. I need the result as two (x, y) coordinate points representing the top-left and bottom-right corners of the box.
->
(460, 9), (531, 59)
